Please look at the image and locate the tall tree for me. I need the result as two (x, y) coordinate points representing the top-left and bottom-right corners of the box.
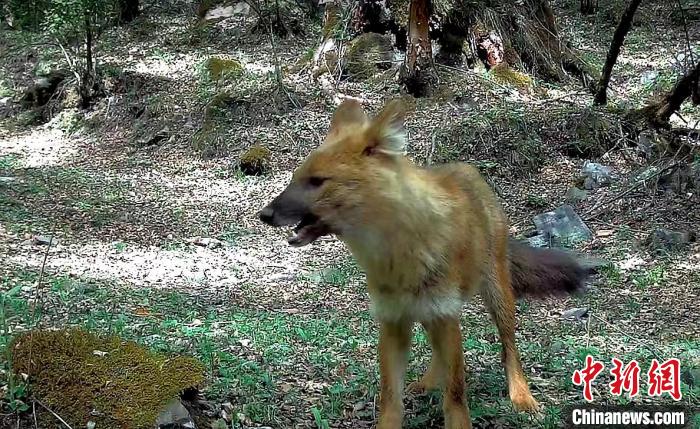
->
(594, 0), (643, 105)
(399, 0), (437, 96)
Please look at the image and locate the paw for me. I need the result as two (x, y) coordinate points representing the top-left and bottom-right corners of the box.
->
(510, 391), (541, 413)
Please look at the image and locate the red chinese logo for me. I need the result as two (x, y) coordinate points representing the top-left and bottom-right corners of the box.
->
(609, 358), (640, 398)
(573, 356), (683, 401)
(572, 355), (605, 401)
(647, 358), (682, 401)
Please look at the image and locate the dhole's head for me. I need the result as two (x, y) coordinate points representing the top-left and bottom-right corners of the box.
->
(259, 99), (407, 247)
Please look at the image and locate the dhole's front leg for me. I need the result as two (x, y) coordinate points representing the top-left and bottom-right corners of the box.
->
(377, 319), (412, 429)
(423, 317), (472, 429)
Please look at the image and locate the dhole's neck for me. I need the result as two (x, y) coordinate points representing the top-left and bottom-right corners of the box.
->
(342, 166), (453, 280)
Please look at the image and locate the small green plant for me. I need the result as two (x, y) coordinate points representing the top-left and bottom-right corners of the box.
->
(311, 406), (330, 429)
(113, 242), (127, 253)
(0, 154), (20, 170)
(1, 285), (30, 413)
(525, 194), (548, 208)
(630, 266), (665, 290)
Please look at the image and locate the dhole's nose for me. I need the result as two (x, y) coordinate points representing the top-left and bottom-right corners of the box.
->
(259, 206), (275, 225)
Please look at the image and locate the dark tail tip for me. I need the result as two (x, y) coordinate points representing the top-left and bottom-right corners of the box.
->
(508, 239), (592, 298)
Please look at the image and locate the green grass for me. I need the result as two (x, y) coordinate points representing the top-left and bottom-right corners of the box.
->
(1, 264), (698, 427)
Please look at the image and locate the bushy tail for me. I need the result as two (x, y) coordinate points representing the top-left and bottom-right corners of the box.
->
(508, 239), (591, 298)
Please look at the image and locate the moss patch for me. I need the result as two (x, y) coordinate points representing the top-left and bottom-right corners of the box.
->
(203, 57), (243, 81)
(239, 145), (272, 176)
(490, 64), (533, 90)
(11, 329), (204, 428)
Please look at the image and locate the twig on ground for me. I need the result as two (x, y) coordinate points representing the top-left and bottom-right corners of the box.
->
(582, 161), (682, 220)
(34, 398), (73, 429)
(33, 400), (38, 429)
(590, 314), (663, 360)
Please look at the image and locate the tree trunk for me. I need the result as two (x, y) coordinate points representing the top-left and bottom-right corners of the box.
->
(80, 8), (95, 108)
(594, 0), (643, 105)
(400, 0), (436, 97)
(118, 0), (139, 23)
(634, 61), (700, 127)
(580, 0), (598, 15)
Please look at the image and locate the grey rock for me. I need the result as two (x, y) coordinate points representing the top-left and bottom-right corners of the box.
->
(640, 70), (659, 86)
(565, 187), (588, 203)
(636, 130), (658, 158)
(561, 307), (589, 321)
(156, 399), (196, 429)
(0, 177), (16, 183)
(643, 228), (696, 252)
(190, 237), (223, 249)
(532, 205), (593, 247)
(33, 235), (56, 246)
(581, 161), (614, 190)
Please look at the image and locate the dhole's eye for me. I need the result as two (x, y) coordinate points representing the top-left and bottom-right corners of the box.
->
(308, 176), (327, 187)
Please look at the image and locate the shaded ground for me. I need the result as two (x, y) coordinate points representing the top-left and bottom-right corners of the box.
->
(1, 0), (699, 428)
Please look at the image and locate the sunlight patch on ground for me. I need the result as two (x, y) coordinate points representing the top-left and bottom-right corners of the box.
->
(9, 239), (310, 292)
(0, 127), (79, 167)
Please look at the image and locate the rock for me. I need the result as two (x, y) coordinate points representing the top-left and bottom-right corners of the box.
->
(656, 161), (700, 193)
(636, 130), (659, 158)
(643, 228), (696, 252)
(33, 235), (56, 246)
(238, 145), (271, 176)
(344, 33), (394, 81)
(156, 399), (196, 429)
(581, 161), (614, 190)
(232, 2), (251, 15)
(87, 421), (96, 429)
(190, 237), (224, 249)
(532, 205), (593, 247)
(565, 187), (588, 203)
(561, 307), (589, 321)
(640, 70), (659, 86)
(136, 127), (170, 148)
(0, 177), (16, 183)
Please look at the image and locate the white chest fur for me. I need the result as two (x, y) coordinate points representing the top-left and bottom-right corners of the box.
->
(369, 287), (464, 323)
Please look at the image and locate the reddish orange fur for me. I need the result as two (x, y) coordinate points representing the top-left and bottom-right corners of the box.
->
(262, 100), (589, 428)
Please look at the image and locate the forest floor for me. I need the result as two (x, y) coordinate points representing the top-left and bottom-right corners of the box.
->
(1, 0), (699, 428)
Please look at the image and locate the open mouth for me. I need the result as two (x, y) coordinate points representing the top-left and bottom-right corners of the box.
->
(288, 213), (331, 247)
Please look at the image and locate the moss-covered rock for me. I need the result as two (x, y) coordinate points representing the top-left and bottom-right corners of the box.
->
(490, 64), (533, 90)
(203, 57), (243, 81)
(239, 145), (271, 176)
(344, 33), (394, 81)
(11, 329), (204, 429)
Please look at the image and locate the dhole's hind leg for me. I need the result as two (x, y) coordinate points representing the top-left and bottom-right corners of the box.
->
(377, 319), (413, 429)
(407, 322), (446, 394)
(422, 317), (472, 429)
(482, 239), (540, 412)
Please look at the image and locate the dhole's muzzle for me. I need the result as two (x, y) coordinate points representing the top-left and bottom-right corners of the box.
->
(258, 183), (331, 247)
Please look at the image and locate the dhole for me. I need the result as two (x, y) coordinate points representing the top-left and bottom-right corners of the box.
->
(259, 100), (589, 429)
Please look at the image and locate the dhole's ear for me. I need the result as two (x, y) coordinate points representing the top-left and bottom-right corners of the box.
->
(364, 99), (406, 156)
(328, 100), (368, 136)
